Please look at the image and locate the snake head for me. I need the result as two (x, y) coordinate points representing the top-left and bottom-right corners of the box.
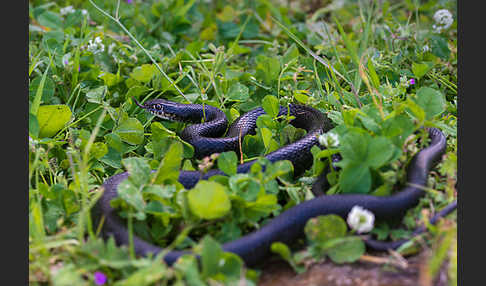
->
(133, 97), (186, 121)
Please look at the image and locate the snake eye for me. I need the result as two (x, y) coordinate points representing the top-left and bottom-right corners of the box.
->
(154, 104), (162, 110)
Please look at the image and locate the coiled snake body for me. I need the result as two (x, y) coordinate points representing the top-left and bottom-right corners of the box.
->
(95, 99), (450, 266)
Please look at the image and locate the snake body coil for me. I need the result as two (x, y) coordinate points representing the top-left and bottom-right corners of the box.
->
(95, 99), (447, 266)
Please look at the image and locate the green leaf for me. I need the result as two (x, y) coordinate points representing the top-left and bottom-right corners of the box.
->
(255, 55), (281, 85)
(187, 181), (231, 219)
(339, 164), (371, 193)
(115, 260), (167, 286)
(117, 180), (146, 216)
(201, 235), (223, 278)
(339, 131), (369, 163)
(115, 117), (144, 145)
(217, 5), (237, 22)
(271, 242), (292, 260)
(143, 184), (176, 200)
(126, 85), (150, 100)
(30, 58), (51, 115)
(264, 160), (294, 181)
(29, 113), (40, 138)
(411, 62), (431, 79)
(100, 147), (122, 168)
(90, 142), (108, 159)
(367, 137), (395, 168)
(29, 76), (55, 103)
(30, 202), (45, 240)
(228, 174), (257, 200)
(357, 113), (381, 134)
(367, 58), (380, 88)
(122, 157), (151, 187)
(217, 20), (240, 39)
(105, 132), (128, 153)
(218, 252), (244, 279)
(216, 222), (242, 243)
(406, 98), (426, 122)
(280, 124), (303, 145)
(323, 236), (366, 264)
(430, 35), (450, 61)
(51, 264), (84, 285)
(271, 242), (306, 274)
(294, 91), (309, 104)
(256, 114), (277, 129)
(260, 127), (274, 150)
(217, 151), (238, 176)
(173, 256), (206, 286)
(415, 87), (446, 120)
(37, 11), (63, 29)
(382, 114), (414, 147)
(63, 10), (83, 28)
(186, 41), (205, 56)
(153, 141), (183, 185)
(150, 122), (173, 160)
(130, 64), (157, 83)
(282, 43), (299, 64)
(227, 82), (249, 101)
(242, 134), (265, 157)
(304, 215), (347, 244)
(100, 72), (121, 87)
(85, 86), (106, 103)
(261, 95), (280, 118)
(37, 105), (72, 138)
(244, 194), (279, 221)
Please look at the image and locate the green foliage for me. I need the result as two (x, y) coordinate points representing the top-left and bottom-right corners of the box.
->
(36, 104), (72, 138)
(304, 215), (365, 264)
(217, 151), (238, 176)
(271, 242), (306, 274)
(187, 181), (231, 220)
(114, 117), (144, 145)
(29, 0), (457, 283)
(415, 87), (447, 120)
(255, 55), (281, 86)
(261, 95), (280, 118)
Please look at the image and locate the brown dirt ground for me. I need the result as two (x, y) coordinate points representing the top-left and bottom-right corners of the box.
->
(257, 252), (450, 286)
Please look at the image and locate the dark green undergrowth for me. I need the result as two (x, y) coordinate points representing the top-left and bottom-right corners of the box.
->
(29, 0), (457, 285)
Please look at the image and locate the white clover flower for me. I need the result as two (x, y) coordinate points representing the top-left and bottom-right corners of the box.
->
(318, 132), (339, 148)
(422, 45), (430, 52)
(87, 37), (105, 55)
(347, 206), (375, 233)
(60, 5), (75, 16)
(432, 9), (453, 33)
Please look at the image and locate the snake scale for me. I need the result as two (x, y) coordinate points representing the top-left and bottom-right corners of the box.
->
(94, 99), (453, 266)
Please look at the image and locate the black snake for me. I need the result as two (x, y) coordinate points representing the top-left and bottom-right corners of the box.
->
(94, 99), (454, 266)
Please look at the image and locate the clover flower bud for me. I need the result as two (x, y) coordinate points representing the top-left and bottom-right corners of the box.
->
(318, 132), (339, 148)
(347, 205), (375, 233)
(432, 9), (453, 33)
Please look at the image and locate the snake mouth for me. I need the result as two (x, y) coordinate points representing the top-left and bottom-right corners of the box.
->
(147, 109), (182, 121)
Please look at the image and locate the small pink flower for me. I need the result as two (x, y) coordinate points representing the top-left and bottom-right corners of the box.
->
(409, 78), (416, 85)
(94, 271), (107, 285)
